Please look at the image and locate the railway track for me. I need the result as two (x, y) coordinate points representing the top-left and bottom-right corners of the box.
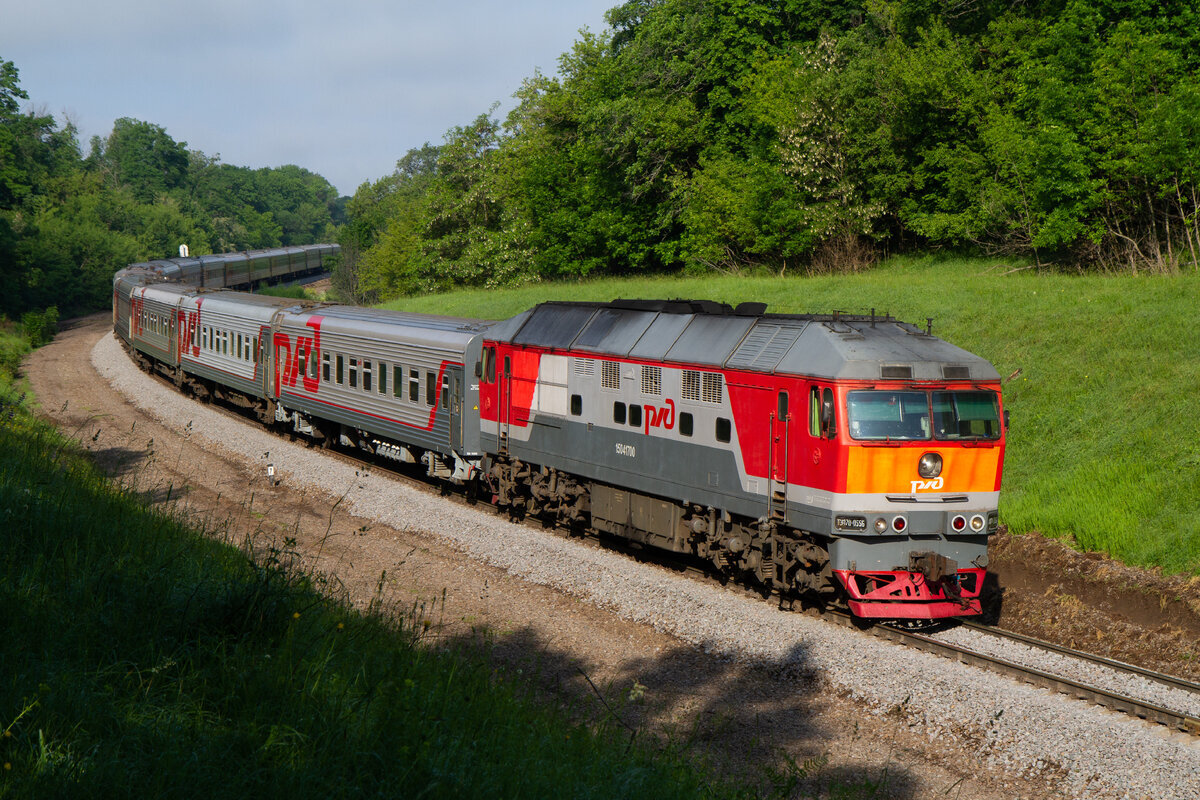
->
(862, 616), (1200, 736)
(140, 355), (1200, 739)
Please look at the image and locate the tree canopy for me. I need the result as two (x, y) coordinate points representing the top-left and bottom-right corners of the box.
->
(343, 0), (1200, 299)
(0, 58), (345, 318)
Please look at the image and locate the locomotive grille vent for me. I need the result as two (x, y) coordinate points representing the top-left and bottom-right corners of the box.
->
(682, 370), (700, 400)
(942, 365), (971, 379)
(574, 358), (595, 377)
(881, 365), (913, 379)
(601, 360), (620, 389)
(702, 372), (724, 404)
(641, 365), (662, 395)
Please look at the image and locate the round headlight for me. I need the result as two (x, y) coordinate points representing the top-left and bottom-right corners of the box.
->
(874, 517), (888, 533)
(918, 452), (943, 479)
(892, 515), (908, 533)
(970, 514), (986, 532)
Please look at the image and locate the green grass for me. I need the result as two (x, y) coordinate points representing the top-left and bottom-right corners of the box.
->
(3, 404), (805, 798)
(254, 284), (313, 300)
(382, 256), (1200, 576)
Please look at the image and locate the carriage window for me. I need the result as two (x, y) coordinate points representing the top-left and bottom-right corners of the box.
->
(426, 372), (436, 407)
(349, 358), (358, 389)
(409, 369), (419, 402)
(322, 353), (330, 382)
(379, 362), (387, 394)
(363, 360), (372, 392)
(613, 402), (626, 425)
(298, 348), (307, 378)
(336, 354), (344, 385)
(679, 412), (693, 437)
(441, 375), (449, 409)
(393, 365), (403, 398)
(715, 417), (731, 443)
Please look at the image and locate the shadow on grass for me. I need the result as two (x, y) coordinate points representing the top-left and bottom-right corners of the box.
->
(435, 623), (924, 799)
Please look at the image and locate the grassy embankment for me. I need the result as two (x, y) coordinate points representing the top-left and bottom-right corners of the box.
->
(382, 256), (1200, 576)
(0, 332), (829, 797)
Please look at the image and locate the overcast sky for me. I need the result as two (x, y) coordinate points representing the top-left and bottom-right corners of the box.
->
(2, 0), (617, 195)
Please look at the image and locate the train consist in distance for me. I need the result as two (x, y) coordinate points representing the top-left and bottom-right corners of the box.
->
(114, 246), (1007, 621)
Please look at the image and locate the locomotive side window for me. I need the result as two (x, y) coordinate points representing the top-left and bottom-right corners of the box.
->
(629, 404), (642, 428)
(426, 372), (436, 407)
(715, 417), (731, 443)
(679, 412), (693, 437)
(570, 394), (582, 416)
(482, 347), (496, 383)
(822, 388), (836, 438)
(613, 402), (627, 424)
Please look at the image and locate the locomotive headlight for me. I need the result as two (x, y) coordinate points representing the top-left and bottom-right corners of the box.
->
(969, 514), (986, 532)
(874, 517), (888, 533)
(918, 452), (943, 479)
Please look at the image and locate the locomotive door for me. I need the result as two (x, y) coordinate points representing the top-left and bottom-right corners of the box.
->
(768, 390), (790, 522)
(448, 365), (463, 451)
(499, 354), (512, 452)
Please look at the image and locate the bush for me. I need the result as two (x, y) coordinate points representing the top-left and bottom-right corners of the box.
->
(21, 306), (59, 347)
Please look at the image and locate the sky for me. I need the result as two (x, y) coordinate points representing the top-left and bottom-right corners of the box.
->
(2, 0), (617, 196)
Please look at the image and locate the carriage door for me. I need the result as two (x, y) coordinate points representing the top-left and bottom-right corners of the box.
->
(449, 365), (464, 451)
(768, 390), (790, 523)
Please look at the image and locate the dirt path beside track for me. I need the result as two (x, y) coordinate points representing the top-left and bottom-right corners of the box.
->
(26, 313), (1192, 799)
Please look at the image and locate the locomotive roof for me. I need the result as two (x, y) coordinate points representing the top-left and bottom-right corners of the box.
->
(486, 299), (1000, 382)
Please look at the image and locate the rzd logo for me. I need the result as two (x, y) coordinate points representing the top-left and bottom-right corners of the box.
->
(910, 477), (945, 493)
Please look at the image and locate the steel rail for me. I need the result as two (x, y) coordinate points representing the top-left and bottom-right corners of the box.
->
(861, 618), (1200, 736)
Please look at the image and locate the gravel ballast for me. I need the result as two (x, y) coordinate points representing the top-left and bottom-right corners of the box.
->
(93, 333), (1200, 798)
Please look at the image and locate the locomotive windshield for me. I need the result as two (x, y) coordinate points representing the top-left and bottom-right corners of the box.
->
(847, 390), (1001, 441)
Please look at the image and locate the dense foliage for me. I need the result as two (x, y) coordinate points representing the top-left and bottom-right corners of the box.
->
(343, 0), (1200, 300)
(0, 59), (345, 318)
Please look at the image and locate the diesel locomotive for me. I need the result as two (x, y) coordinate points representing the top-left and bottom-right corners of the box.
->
(113, 247), (1006, 621)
